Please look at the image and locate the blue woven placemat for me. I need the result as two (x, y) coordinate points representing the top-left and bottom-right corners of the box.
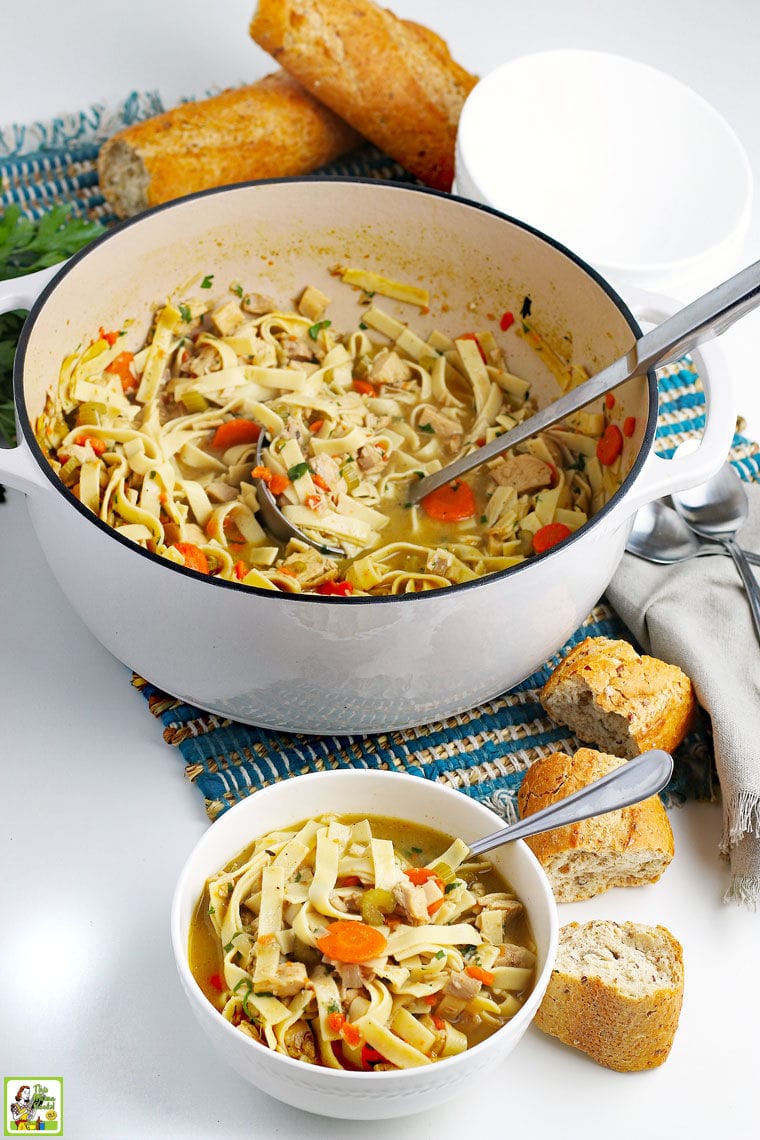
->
(4, 91), (759, 822)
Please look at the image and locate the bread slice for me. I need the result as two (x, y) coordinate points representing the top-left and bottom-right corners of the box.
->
(540, 636), (696, 758)
(249, 0), (478, 190)
(517, 748), (674, 901)
(534, 920), (684, 1071)
(98, 71), (361, 217)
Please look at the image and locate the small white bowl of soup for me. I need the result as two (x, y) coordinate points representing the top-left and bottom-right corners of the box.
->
(171, 769), (558, 1119)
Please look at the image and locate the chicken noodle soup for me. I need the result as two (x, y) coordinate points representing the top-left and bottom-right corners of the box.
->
(188, 814), (537, 1068)
(36, 267), (625, 595)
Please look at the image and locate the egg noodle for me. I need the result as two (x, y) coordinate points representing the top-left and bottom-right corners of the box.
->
(192, 813), (536, 1069)
(36, 268), (625, 595)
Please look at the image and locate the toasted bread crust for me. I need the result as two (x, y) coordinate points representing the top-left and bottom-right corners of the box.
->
(517, 748), (674, 901)
(98, 71), (361, 217)
(540, 636), (696, 758)
(534, 920), (684, 1071)
(249, 0), (478, 190)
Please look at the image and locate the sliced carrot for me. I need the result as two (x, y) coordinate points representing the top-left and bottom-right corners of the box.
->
(422, 993), (438, 1005)
(316, 920), (388, 964)
(269, 473), (291, 496)
(172, 542), (209, 574)
(533, 522), (572, 555)
(309, 419), (325, 433)
(404, 867), (437, 886)
(465, 964), (495, 986)
(233, 560), (248, 581)
(605, 392), (616, 409)
(99, 326), (120, 347)
(212, 418), (262, 450)
(327, 1011), (346, 1033)
(312, 472), (330, 492)
(340, 1022), (362, 1048)
(596, 423), (623, 465)
(427, 897), (445, 916)
(105, 350), (136, 392)
(208, 972), (224, 992)
(74, 434), (107, 455)
(623, 415), (637, 437)
(421, 480), (476, 522)
(499, 311), (515, 332)
(251, 466), (291, 497)
(432, 1016), (446, 1030)
(352, 379), (377, 397)
(336, 875), (363, 886)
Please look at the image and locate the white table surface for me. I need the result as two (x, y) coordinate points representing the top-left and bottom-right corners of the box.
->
(1, 3), (759, 1138)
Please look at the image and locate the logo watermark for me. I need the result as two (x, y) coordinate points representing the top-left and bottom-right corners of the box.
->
(3, 1079), (63, 1135)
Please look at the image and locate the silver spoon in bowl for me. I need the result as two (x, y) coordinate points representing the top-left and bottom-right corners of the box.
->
(626, 499), (760, 566)
(467, 748), (673, 856)
(672, 462), (760, 642)
(253, 259), (760, 551)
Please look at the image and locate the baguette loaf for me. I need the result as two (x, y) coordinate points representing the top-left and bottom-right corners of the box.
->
(98, 70), (361, 218)
(249, 0), (478, 190)
(540, 636), (696, 758)
(534, 919), (684, 1071)
(517, 748), (674, 901)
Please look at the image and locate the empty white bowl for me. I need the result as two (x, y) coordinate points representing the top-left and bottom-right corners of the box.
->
(455, 50), (753, 298)
(171, 769), (558, 1119)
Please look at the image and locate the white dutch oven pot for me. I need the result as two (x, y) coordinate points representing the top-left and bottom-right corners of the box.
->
(0, 180), (735, 733)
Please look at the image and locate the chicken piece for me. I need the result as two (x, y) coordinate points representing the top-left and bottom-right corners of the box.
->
(278, 546), (340, 589)
(283, 1019), (317, 1064)
(297, 284), (331, 321)
(210, 300), (246, 336)
(369, 348), (413, 385)
(282, 414), (308, 446)
(281, 333), (320, 362)
(184, 343), (222, 376)
(392, 879), (430, 925)
(310, 452), (346, 494)
(357, 443), (386, 474)
(489, 453), (553, 495)
(419, 408), (462, 438)
(442, 970), (481, 1002)
(426, 547), (455, 577)
(242, 291), (276, 316)
(204, 481), (239, 503)
(268, 961), (310, 998)
(494, 943), (536, 968)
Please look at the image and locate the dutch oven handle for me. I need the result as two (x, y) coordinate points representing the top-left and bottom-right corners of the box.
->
(619, 285), (739, 516)
(0, 263), (63, 496)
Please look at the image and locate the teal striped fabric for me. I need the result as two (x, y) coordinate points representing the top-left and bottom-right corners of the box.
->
(3, 92), (758, 822)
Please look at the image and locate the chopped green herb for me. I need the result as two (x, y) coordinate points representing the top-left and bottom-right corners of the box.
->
(208, 904), (215, 915)
(201, 274), (214, 289)
(287, 461), (310, 481)
(434, 949), (446, 960)
(231, 283), (244, 297)
(179, 303), (192, 323)
(419, 423), (435, 434)
(410, 846), (423, 854)
(444, 881), (462, 893)
(0, 204), (105, 445)
(308, 319), (332, 341)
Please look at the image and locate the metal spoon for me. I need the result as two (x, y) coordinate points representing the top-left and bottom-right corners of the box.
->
(672, 462), (760, 642)
(626, 499), (760, 567)
(407, 258), (760, 504)
(467, 748), (673, 857)
(253, 258), (760, 549)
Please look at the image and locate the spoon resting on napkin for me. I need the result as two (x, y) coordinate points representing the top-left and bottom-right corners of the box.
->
(607, 477), (760, 909)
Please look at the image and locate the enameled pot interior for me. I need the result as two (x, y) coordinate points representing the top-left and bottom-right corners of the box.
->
(17, 178), (651, 555)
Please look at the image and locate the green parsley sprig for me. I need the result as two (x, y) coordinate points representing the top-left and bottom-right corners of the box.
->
(0, 204), (105, 445)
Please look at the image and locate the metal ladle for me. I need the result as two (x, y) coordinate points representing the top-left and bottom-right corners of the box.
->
(467, 748), (673, 856)
(626, 499), (760, 567)
(254, 260), (760, 549)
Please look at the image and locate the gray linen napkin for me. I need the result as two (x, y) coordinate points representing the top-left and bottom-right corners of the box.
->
(606, 480), (760, 910)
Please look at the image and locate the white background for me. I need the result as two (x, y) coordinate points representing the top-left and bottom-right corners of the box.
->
(1, 3), (759, 1139)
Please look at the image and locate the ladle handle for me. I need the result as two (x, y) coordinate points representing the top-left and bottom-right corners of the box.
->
(407, 259), (760, 503)
(467, 749), (674, 857)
